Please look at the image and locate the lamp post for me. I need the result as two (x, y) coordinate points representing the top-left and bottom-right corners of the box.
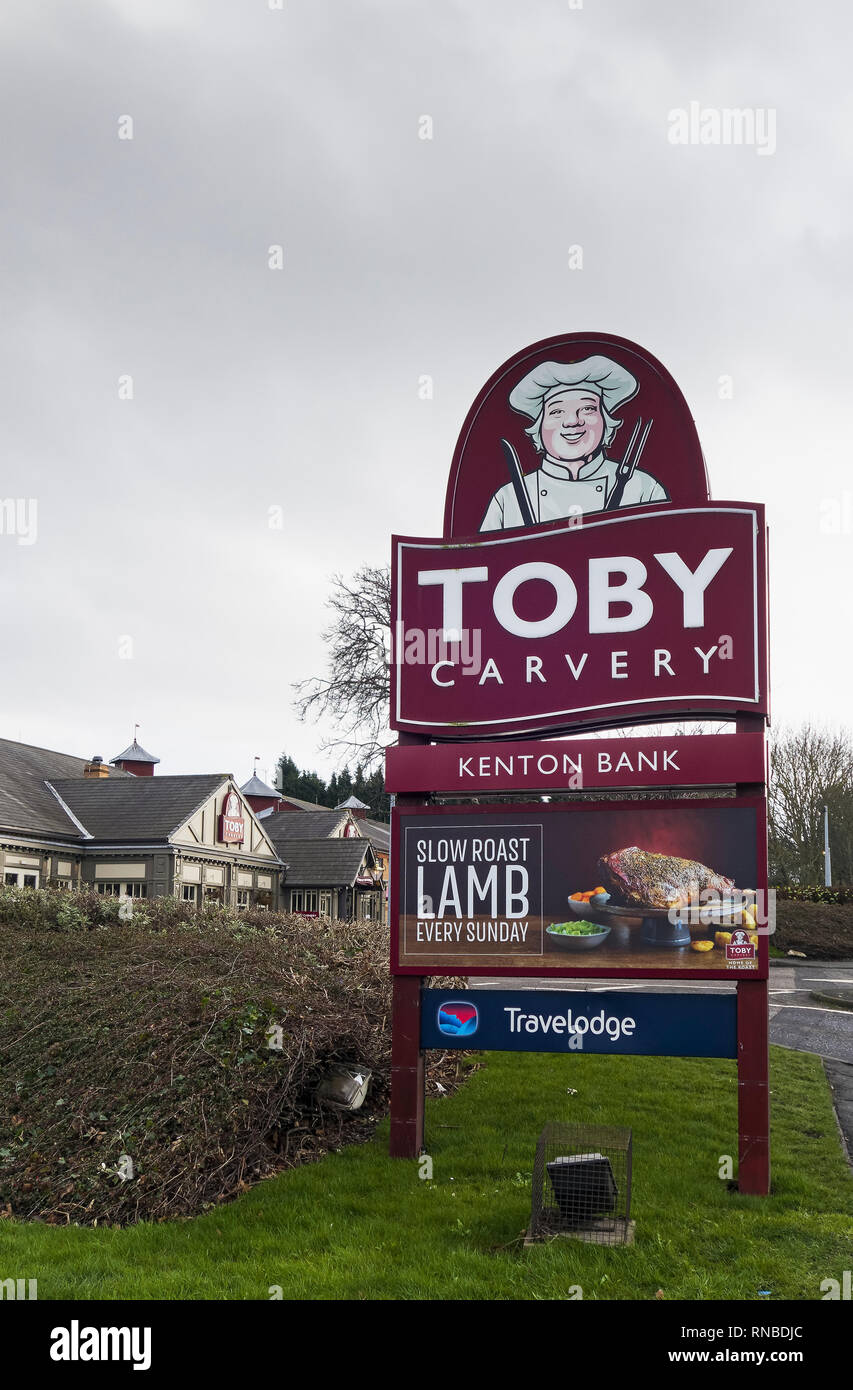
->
(824, 805), (832, 888)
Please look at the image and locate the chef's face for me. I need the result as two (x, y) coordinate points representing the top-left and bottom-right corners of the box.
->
(541, 389), (605, 462)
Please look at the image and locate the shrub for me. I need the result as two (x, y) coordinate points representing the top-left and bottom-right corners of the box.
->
(773, 898), (853, 958)
(772, 884), (853, 905)
(0, 909), (398, 1226)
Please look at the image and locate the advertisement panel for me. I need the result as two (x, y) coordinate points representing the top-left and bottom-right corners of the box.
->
(392, 799), (767, 979)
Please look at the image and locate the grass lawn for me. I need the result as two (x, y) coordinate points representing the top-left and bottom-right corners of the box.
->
(1, 1044), (850, 1301)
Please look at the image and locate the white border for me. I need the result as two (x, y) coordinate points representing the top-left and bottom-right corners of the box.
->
(401, 820), (544, 959)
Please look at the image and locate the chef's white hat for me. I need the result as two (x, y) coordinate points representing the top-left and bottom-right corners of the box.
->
(509, 355), (638, 421)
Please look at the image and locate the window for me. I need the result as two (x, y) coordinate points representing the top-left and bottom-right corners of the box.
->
(358, 891), (379, 921)
(4, 869), (40, 889)
(318, 890), (334, 919)
(181, 884), (197, 904)
(97, 881), (147, 898)
(236, 889), (250, 911)
(203, 886), (222, 905)
(56, 879), (72, 891)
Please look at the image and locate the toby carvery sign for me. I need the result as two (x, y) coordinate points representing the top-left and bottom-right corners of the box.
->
(391, 332), (768, 737)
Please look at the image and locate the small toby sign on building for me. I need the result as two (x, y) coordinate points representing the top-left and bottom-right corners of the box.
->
(218, 791), (245, 844)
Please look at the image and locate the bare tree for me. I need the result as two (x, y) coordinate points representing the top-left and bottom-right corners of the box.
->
(769, 724), (853, 884)
(586, 720), (732, 739)
(293, 565), (391, 770)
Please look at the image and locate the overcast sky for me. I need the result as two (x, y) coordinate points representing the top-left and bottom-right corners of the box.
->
(1, 0), (850, 784)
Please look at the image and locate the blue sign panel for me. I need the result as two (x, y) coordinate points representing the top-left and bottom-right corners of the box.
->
(421, 989), (737, 1058)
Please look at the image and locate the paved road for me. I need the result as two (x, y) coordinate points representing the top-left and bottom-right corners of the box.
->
(764, 963), (853, 1065)
(468, 961), (853, 1160)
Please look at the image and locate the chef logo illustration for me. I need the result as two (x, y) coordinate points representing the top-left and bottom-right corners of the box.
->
(225, 792), (241, 819)
(480, 355), (669, 532)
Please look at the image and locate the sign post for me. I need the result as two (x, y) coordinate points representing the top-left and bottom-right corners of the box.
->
(734, 712), (771, 1195)
(385, 332), (771, 1192)
(389, 743), (429, 1158)
(389, 975), (424, 1158)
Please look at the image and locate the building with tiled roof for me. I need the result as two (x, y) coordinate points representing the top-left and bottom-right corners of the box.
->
(0, 739), (281, 909)
(0, 737), (389, 923)
(263, 808), (384, 921)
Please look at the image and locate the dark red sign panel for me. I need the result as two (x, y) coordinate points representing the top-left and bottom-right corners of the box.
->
(391, 502), (768, 738)
(385, 732), (766, 795)
(444, 331), (709, 540)
(391, 799), (768, 980)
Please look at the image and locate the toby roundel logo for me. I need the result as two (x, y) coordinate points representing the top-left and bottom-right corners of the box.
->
(726, 927), (756, 964)
(437, 1000), (479, 1037)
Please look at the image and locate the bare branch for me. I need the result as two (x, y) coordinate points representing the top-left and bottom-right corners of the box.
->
(292, 565), (391, 772)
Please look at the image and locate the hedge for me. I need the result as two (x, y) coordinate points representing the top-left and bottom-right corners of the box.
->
(0, 892), (457, 1226)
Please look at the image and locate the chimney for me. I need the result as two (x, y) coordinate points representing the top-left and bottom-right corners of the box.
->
(83, 755), (110, 779)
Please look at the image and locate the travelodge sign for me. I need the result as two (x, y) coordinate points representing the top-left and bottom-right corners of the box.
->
(390, 332), (769, 738)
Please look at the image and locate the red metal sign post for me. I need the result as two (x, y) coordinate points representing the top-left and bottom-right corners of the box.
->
(389, 746), (428, 1158)
(737, 978), (770, 1193)
(735, 713), (770, 1194)
(389, 974), (424, 1158)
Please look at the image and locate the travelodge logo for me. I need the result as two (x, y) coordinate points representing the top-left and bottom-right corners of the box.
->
(218, 791), (245, 844)
(437, 1001), (479, 1037)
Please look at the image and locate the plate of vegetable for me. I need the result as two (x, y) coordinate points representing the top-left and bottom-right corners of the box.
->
(546, 921), (611, 951)
(566, 886), (610, 921)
